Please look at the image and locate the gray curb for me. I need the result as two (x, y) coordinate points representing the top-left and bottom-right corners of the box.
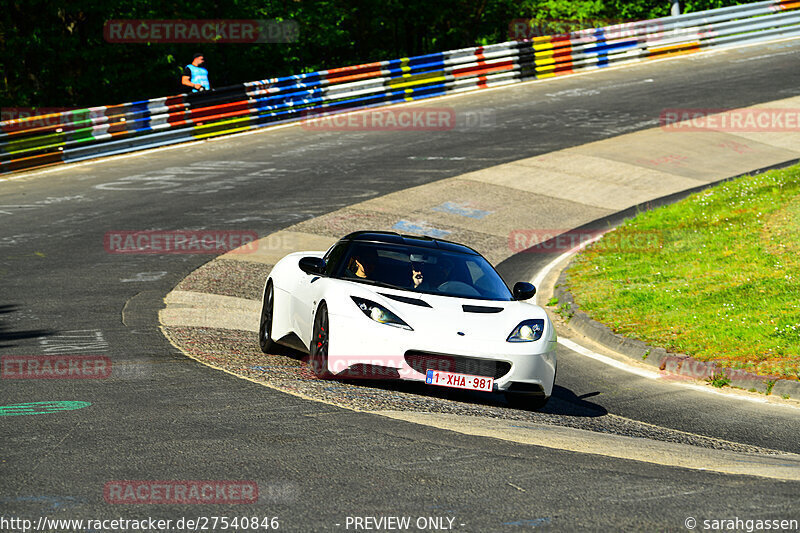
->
(552, 265), (800, 398)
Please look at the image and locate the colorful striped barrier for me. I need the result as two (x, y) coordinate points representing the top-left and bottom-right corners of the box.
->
(2, 0), (798, 174)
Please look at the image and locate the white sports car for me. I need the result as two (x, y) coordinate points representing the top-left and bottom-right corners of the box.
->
(259, 231), (557, 408)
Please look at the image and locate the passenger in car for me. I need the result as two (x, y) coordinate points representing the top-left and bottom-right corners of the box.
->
(347, 247), (379, 279)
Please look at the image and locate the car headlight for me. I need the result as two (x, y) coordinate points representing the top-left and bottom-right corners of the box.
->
(351, 297), (413, 330)
(507, 319), (544, 342)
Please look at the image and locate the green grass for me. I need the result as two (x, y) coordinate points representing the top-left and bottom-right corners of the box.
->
(567, 164), (800, 380)
(707, 373), (731, 388)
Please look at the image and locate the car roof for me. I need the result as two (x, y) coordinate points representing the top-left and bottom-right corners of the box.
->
(341, 231), (480, 255)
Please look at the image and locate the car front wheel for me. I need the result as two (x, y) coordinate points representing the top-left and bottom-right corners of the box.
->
(309, 302), (332, 378)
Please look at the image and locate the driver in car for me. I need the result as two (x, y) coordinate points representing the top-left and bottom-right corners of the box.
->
(411, 262), (424, 289)
(412, 262), (434, 290)
(412, 257), (455, 290)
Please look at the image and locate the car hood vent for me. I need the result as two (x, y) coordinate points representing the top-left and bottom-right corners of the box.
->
(379, 293), (432, 308)
(462, 305), (503, 313)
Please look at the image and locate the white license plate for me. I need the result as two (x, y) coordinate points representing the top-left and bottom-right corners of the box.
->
(425, 369), (494, 392)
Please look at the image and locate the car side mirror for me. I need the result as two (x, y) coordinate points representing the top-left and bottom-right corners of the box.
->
(513, 282), (536, 301)
(299, 257), (325, 275)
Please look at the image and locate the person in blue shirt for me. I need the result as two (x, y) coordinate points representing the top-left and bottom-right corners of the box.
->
(181, 53), (211, 92)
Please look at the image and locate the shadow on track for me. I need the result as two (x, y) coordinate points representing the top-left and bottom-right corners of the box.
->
(269, 344), (608, 417)
(0, 304), (55, 348)
(539, 385), (607, 416)
(328, 377), (607, 416)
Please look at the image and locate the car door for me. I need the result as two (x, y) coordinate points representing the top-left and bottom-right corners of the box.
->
(293, 243), (348, 347)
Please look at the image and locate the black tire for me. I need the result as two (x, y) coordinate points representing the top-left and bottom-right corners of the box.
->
(309, 302), (332, 378)
(504, 392), (549, 411)
(259, 281), (277, 353)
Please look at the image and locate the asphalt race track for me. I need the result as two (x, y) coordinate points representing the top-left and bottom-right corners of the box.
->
(2, 41), (800, 531)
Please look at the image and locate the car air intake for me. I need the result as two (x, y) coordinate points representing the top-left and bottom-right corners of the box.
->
(506, 382), (545, 394)
(379, 293), (432, 308)
(462, 305), (503, 313)
(404, 351), (511, 379)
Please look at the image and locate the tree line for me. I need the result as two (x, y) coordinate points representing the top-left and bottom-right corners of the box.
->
(1, 0), (752, 109)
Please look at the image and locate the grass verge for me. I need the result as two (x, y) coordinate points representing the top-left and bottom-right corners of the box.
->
(566, 163), (800, 380)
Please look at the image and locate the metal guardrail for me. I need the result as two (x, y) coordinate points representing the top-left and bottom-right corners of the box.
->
(2, 0), (798, 174)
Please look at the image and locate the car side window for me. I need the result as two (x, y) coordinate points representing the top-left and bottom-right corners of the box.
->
(323, 242), (349, 276)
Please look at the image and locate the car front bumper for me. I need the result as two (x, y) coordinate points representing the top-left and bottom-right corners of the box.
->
(327, 311), (557, 396)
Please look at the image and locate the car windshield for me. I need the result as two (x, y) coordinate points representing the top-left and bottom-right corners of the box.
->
(332, 241), (513, 301)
